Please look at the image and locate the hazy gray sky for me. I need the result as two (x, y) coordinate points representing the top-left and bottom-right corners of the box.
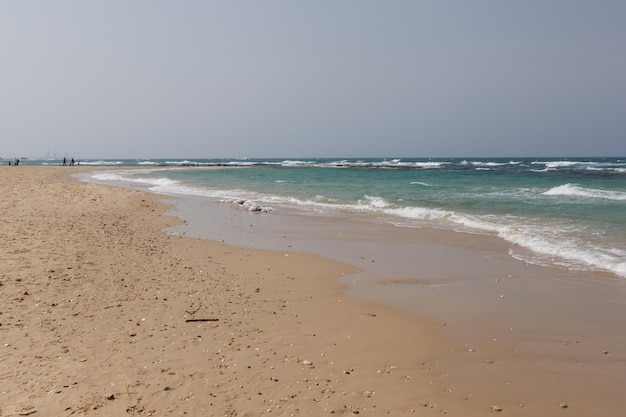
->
(1, 1), (624, 159)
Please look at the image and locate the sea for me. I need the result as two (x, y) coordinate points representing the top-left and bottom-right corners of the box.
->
(15, 156), (626, 279)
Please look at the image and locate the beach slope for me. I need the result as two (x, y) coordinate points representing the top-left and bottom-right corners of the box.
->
(1, 167), (450, 416)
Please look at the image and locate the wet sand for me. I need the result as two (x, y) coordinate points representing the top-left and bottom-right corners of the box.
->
(160, 178), (626, 416)
(2, 166), (625, 416)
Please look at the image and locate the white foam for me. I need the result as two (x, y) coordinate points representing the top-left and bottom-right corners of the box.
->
(381, 204), (626, 277)
(535, 160), (581, 168)
(90, 172), (127, 181)
(281, 160), (316, 166)
(470, 161), (507, 167)
(79, 160), (124, 166)
(360, 195), (391, 208)
(506, 230), (626, 278)
(384, 206), (451, 221)
(412, 162), (447, 169)
(586, 166), (626, 174)
(91, 172), (180, 188)
(531, 160), (626, 174)
(543, 183), (626, 201)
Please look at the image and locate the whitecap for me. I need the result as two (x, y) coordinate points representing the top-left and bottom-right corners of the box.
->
(543, 184), (626, 201)
(359, 195), (392, 208)
(79, 160), (124, 166)
(281, 160), (315, 166)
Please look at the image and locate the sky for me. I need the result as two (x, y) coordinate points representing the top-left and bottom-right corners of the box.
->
(1, 1), (625, 159)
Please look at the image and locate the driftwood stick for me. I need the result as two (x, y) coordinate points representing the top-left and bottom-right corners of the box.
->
(185, 318), (219, 323)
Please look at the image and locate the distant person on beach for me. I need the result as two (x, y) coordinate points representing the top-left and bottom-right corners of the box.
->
(70, 158), (75, 166)
(63, 157), (67, 166)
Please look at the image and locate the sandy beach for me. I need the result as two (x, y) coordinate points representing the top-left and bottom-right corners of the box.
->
(2, 166), (625, 416)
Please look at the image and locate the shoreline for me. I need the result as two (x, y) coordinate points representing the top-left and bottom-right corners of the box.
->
(161, 185), (626, 416)
(2, 166), (625, 416)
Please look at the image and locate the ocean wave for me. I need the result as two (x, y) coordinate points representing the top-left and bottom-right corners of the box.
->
(281, 160), (316, 166)
(534, 160), (582, 168)
(590, 167), (626, 174)
(412, 162), (447, 169)
(384, 205), (626, 277)
(384, 206), (451, 221)
(90, 172), (128, 181)
(359, 195), (392, 208)
(79, 160), (125, 166)
(470, 161), (521, 167)
(273, 160), (449, 170)
(531, 160), (626, 174)
(543, 184), (626, 201)
(91, 172), (184, 189)
(505, 231), (626, 278)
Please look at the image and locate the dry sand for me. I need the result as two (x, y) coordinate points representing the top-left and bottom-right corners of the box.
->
(2, 166), (625, 417)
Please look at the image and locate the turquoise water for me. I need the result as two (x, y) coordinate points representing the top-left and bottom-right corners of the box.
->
(79, 157), (626, 278)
